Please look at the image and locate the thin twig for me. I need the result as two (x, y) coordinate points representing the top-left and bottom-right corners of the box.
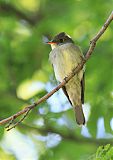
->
(5, 116), (15, 129)
(0, 11), (113, 128)
(6, 108), (31, 131)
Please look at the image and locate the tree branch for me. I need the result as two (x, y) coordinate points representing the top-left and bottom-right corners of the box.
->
(0, 11), (113, 129)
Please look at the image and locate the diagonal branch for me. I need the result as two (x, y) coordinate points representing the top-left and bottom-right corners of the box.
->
(0, 11), (113, 128)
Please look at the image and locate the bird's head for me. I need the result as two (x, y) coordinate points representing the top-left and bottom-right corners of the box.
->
(47, 32), (74, 49)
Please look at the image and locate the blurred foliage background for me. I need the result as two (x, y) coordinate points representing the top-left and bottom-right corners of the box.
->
(0, 0), (113, 159)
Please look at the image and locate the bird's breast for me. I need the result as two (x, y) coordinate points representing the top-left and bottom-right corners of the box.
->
(49, 43), (83, 82)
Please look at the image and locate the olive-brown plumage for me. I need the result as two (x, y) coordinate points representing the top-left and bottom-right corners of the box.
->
(48, 32), (85, 125)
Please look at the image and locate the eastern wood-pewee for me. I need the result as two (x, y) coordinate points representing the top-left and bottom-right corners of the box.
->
(47, 32), (85, 125)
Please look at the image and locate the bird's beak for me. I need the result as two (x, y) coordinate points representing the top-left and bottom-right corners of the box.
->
(47, 40), (57, 45)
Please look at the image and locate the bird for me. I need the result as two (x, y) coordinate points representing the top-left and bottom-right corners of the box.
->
(47, 32), (85, 125)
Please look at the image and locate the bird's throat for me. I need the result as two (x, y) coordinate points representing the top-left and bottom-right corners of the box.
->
(51, 44), (58, 50)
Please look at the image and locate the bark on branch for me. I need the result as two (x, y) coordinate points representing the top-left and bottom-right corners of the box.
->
(0, 11), (113, 130)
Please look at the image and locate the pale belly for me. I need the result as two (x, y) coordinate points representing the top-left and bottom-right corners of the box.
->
(49, 43), (84, 82)
(53, 51), (78, 81)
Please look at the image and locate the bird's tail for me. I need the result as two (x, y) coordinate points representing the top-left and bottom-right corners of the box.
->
(74, 105), (85, 125)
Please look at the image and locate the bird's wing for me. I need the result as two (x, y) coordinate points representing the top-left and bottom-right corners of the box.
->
(81, 73), (85, 104)
(62, 86), (72, 105)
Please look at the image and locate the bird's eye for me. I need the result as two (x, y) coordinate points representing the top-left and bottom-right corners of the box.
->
(59, 39), (64, 43)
